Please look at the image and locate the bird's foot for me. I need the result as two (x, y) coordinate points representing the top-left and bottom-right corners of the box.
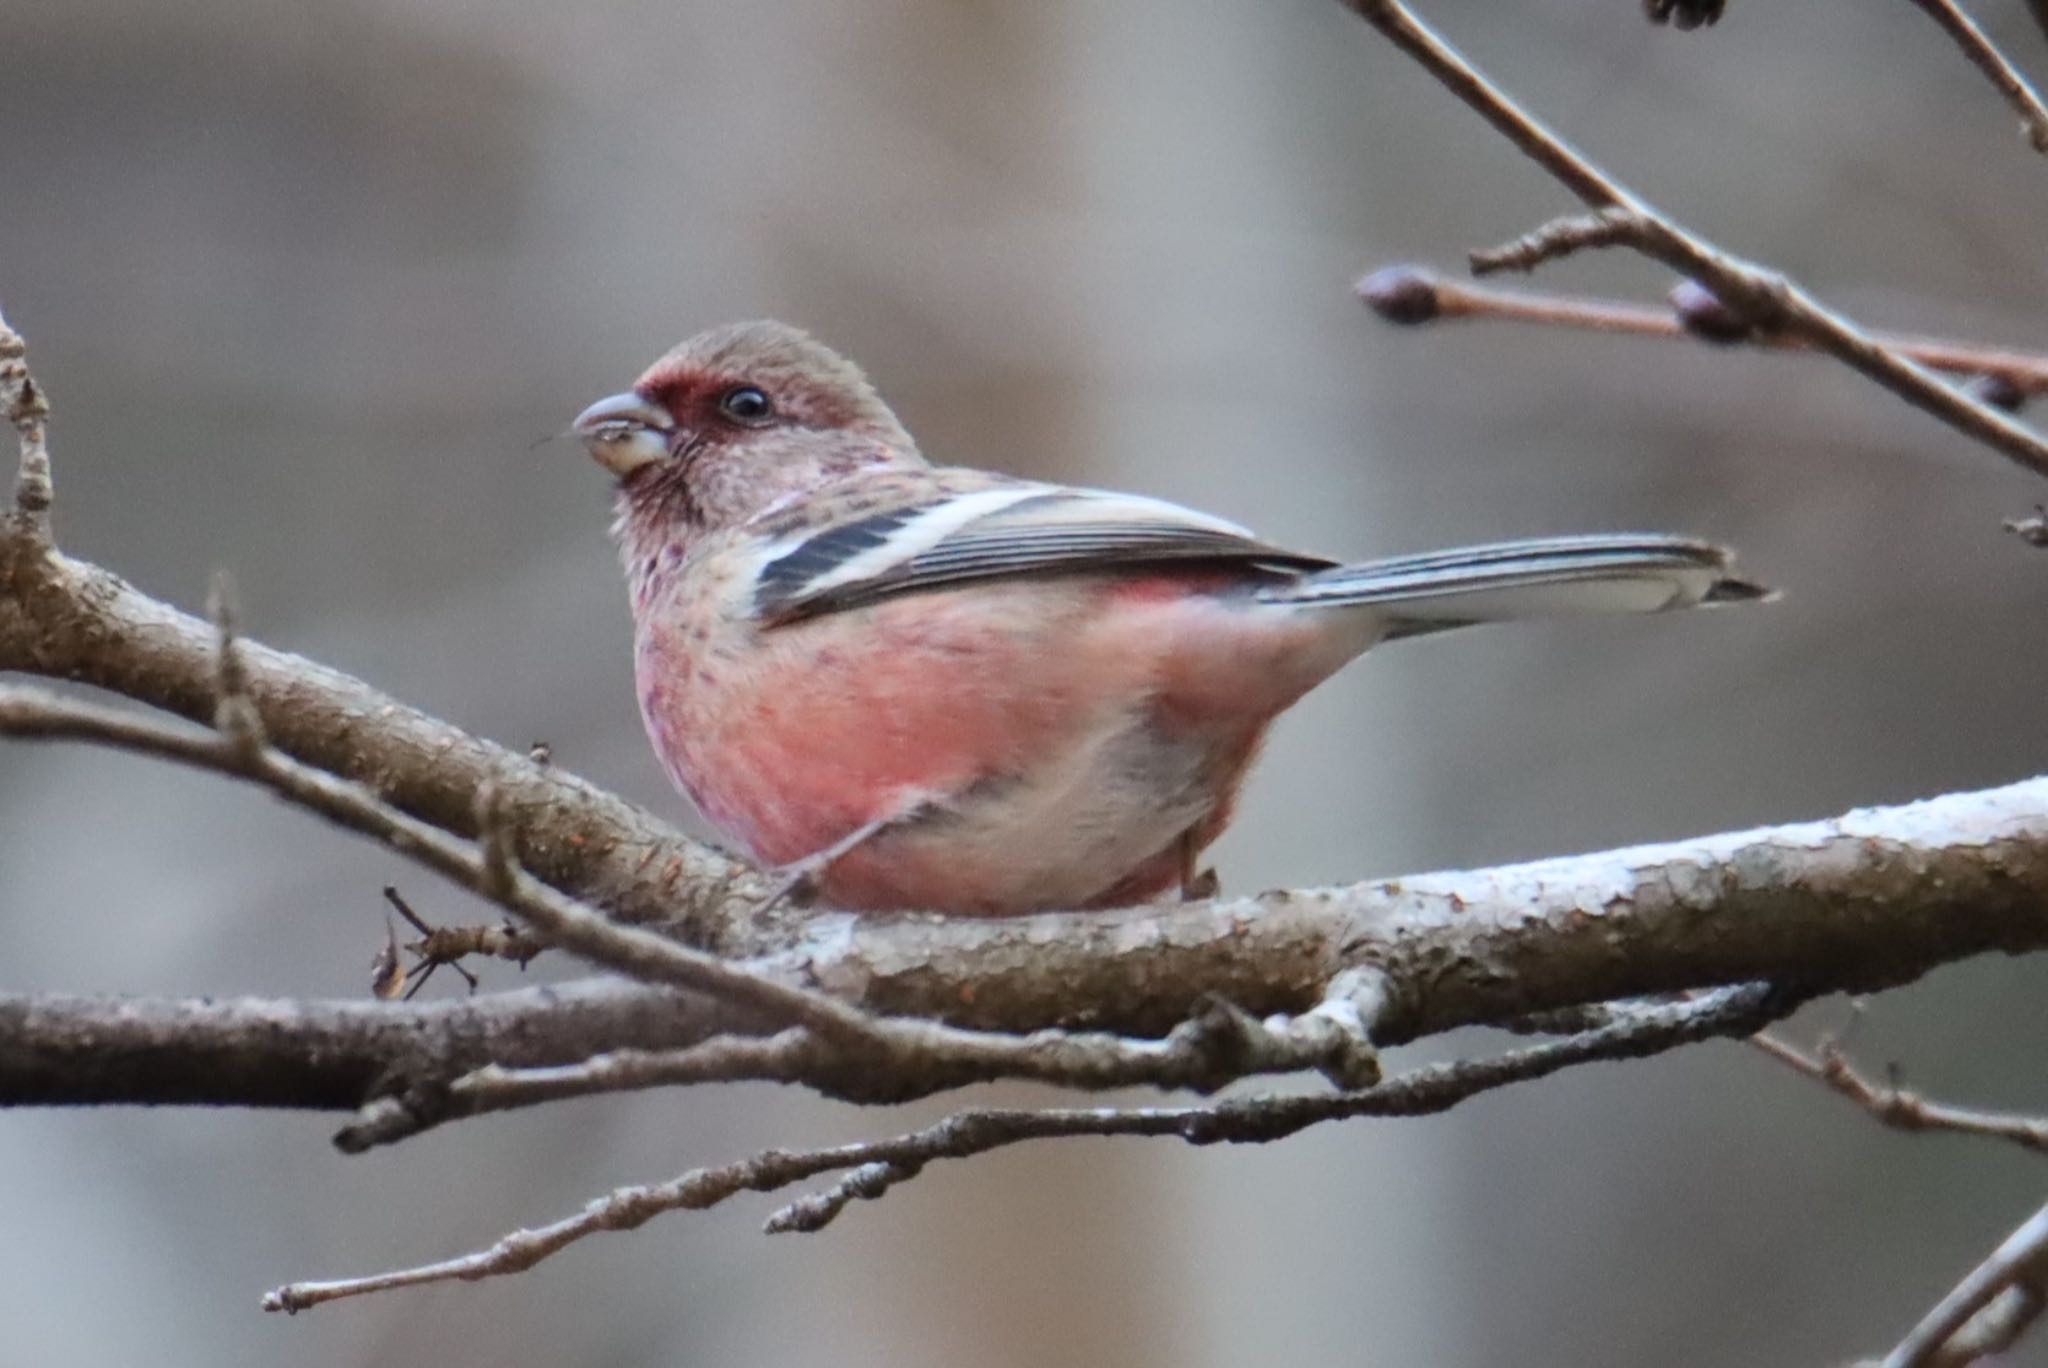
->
(758, 791), (943, 912)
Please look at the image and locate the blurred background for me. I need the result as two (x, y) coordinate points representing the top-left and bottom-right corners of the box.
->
(5, 0), (2048, 1363)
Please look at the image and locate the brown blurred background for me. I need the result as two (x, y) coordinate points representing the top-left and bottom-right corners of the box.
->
(5, 1), (2048, 1364)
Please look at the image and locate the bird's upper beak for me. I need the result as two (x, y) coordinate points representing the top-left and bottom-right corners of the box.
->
(572, 391), (677, 478)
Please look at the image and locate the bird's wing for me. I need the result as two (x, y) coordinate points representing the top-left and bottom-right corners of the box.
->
(749, 480), (1334, 625)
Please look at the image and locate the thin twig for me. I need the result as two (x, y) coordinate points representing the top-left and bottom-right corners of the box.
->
(1337, 0), (2048, 481)
(0, 679), (879, 1048)
(1467, 207), (1641, 275)
(1358, 268), (2048, 399)
(347, 973), (1391, 1149)
(380, 886), (544, 1000)
(1905, 0), (2048, 155)
(1881, 1199), (2048, 1367)
(0, 305), (52, 543)
(1752, 1031), (2048, 1154)
(262, 982), (1794, 1311)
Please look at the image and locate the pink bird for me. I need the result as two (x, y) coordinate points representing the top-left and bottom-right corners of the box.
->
(575, 321), (1766, 916)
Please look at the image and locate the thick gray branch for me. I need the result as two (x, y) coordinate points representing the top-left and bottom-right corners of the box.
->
(0, 982), (745, 1109)
(774, 776), (2048, 1042)
(4, 777), (2044, 1119)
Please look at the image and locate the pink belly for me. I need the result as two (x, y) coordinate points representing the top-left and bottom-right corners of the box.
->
(636, 573), (1346, 913)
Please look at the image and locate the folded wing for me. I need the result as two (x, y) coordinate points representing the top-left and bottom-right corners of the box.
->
(751, 482), (1334, 625)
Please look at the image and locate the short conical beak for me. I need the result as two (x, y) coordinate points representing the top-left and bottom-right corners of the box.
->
(572, 392), (676, 478)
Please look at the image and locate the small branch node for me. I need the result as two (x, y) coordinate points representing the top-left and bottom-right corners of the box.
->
(764, 1161), (920, 1234)
(1286, 966), (1390, 1090)
(333, 1081), (454, 1156)
(1469, 207), (1644, 276)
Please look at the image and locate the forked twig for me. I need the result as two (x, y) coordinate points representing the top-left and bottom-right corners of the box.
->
(262, 983), (1791, 1311)
(1337, 0), (2048, 482)
(1359, 268), (2048, 404)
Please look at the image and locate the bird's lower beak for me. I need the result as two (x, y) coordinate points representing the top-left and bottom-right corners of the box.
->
(572, 391), (678, 478)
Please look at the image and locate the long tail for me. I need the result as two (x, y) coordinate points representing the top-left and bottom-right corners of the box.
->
(1256, 534), (1771, 638)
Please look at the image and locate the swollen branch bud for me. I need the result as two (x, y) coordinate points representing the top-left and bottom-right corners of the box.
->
(1356, 266), (1442, 326)
(1964, 373), (2028, 414)
(1669, 280), (1753, 344)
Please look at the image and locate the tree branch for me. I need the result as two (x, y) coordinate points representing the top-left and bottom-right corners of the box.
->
(261, 982), (1792, 1311)
(0, 982), (748, 1110)
(771, 774), (2048, 1043)
(1879, 1200), (2048, 1368)
(5, 772), (2047, 1133)
(1338, 0), (2048, 482)
(1905, 0), (2048, 155)
(1752, 1028), (2048, 1155)
(0, 679), (887, 1053)
(1358, 268), (2048, 407)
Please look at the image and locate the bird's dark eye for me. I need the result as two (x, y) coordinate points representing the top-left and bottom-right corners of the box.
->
(717, 385), (775, 426)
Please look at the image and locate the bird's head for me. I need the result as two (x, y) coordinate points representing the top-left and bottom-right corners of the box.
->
(574, 321), (922, 545)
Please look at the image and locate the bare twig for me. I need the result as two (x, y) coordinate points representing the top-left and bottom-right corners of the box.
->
(262, 982), (1792, 1310)
(764, 1160), (916, 1235)
(380, 887), (544, 1000)
(1338, 0), (2048, 481)
(1905, 0), (2048, 154)
(333, 1028), (822, 1151)
(1467, 207), (1641, 275)
(1752, 1030), (2048, 1154)
(1880, 1200), (2048, 1367)
(342, 978), (1388, 1150)
(1358, 268), (2048, 402)
(0, 679), (883, 1050)
(0, 305), (52, 544)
